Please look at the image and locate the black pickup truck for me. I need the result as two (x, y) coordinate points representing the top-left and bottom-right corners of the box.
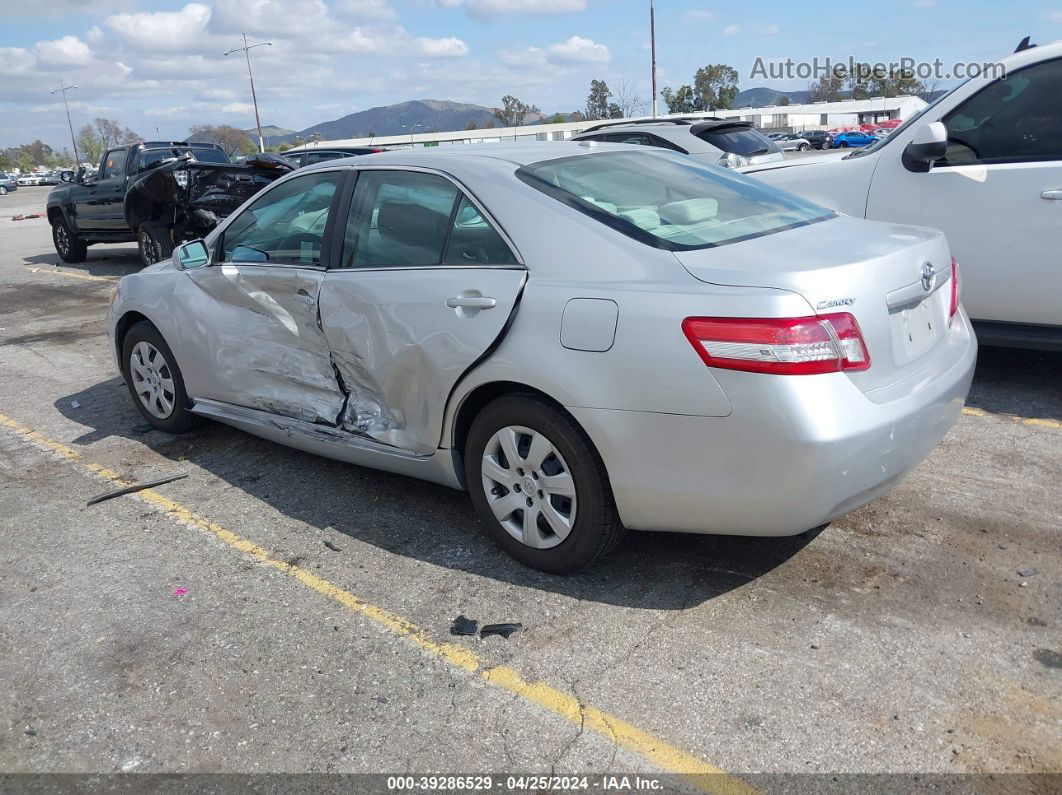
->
(46, 141), (294, 267)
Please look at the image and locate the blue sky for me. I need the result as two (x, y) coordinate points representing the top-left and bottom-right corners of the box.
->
(2, 0), (1060, 149)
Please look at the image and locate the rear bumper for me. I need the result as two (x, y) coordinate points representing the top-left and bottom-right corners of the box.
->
(570, 313), (977, 536)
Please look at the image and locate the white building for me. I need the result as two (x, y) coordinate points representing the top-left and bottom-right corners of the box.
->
(300, 95), (927, 150)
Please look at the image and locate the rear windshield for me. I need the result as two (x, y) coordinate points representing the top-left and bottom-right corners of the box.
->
(137, 147), (230, 171)
(516, 150), (834, 250)
(698, 126), (780, 157)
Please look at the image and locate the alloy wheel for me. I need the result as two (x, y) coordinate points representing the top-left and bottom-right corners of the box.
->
(55, 223), (69, 256)
(129, 341), (176, 419)
(481, 425), (577, 549)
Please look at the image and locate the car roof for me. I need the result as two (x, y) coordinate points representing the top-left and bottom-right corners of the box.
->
(297, 141), (652, 172)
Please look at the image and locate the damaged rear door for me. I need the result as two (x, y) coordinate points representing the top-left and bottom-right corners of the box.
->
(318, 168), (526, 455)
(175, 169), (350, 423)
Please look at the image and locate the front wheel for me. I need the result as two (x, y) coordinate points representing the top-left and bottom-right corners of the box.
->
(0, 186), (7, 195)
(52, 215), (88, 263)
(798, 143), (809, 151)
(121, 321), (198, 433)
(465, 395), (625, 574)
(137, 222), (175, 268)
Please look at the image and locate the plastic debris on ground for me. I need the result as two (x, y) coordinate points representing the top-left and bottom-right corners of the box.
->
(450, 615), (478, 636)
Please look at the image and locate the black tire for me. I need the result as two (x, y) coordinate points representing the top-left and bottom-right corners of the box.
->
(0, 186), (7, 195)
(137, 222), (175, 268)
(840, 142), (849, 148)
(798, 143), (809, 151)
(465, 394), (625, 574)
(52, 214), (88, 263)
(121, 321), (198, 433)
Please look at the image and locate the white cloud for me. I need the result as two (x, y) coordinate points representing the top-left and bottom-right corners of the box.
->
(145, 106), (193, 118)
(335, 0), (397, 20)
(416, 36), (470, 57)
(757, 24), (780, 35)
(198, 88), (239, 101)
(0, 47), (36, 75)
(116, 61), (133, 76)
(498, 45), (546, 67)
(85, 25), (104, 43)
(1044, 10), (1062, 22)
(547, 35), (609, 64)
(105, 3), (212, 51)
(440, 0), (587, 16)
(34, 36), (92, 67)
(722, 24), (741, 36)
(212, 0), (329, 35)
(684, 9), (714, 21)
(222, 102), (256, 114)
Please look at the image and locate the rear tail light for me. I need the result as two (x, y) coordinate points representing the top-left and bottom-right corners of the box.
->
(682, 313), (871, 375)
(948, 257), (960, 324)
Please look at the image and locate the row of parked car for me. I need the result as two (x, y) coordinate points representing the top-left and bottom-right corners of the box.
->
(768, 128), (892, 151)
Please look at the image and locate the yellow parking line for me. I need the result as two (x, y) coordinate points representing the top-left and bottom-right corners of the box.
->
(24, 266), (117, 283)
(0, 410), (756, 795)
(962, 406), (1061, 430)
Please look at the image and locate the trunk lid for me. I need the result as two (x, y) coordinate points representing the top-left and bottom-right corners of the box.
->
(673, 215), (955, 395)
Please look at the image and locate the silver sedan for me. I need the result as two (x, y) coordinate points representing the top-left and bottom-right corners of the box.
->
(107, 143), (976, 572)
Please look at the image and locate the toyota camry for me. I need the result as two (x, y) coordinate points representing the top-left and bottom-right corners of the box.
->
(106, 142), (976, 573)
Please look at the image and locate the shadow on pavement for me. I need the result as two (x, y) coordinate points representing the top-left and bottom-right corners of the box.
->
(966, 345), (1062, 422)
(23, 249), (142, 278)
(54, 376), (821, 610)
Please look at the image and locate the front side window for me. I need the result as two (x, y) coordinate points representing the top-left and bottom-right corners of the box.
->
(220, 171), (343, 266)
(517, 150), (834, 251)
(101, 150), (127, 179)
(305, 152), (346, 165)
(340, 170), (515, 268)
(941, 58), (1062, 165)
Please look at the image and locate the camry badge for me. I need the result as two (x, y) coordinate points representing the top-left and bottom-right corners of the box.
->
(921, 262), (936, 292)
(816, 297), (856, 310)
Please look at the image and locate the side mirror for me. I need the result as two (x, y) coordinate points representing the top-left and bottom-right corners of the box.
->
(177, 240), (210, 269)
(906, 122), (948, 164)
(60, 171), (73, 183)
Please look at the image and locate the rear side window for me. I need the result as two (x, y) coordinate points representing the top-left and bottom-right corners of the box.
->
(517, 150), (834, 251)
(340, 170), (516, 268)
(697, 126), (779, 157)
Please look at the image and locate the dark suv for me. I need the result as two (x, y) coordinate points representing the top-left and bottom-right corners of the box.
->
(799, 130), (833, 150)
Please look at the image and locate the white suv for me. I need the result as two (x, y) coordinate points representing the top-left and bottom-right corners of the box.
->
(746, 40), (1062, 350)
(572, 118), (785, 168)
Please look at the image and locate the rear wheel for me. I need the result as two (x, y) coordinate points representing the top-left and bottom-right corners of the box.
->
(0, 186), (7, 195)
(137, 222), (175, 268)
(798, 143), (809, 151)
(121, 321), (197, 433)
(465, 395), (625, 574)
(52, 215), (87, 263)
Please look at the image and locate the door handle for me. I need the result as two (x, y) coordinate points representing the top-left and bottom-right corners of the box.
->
(296, 287), (315, 304)
(1041, 189), (1062, 200)
(446, 296), (496, 310)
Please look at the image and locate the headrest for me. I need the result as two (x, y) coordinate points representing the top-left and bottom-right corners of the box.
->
(377, 202), (447, 241)
(658, 198), (719, 225)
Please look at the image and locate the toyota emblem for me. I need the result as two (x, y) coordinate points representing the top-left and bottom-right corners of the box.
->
(920, 262), (936, 292)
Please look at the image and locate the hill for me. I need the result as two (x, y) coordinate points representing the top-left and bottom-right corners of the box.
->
(282, 100), (506, 143)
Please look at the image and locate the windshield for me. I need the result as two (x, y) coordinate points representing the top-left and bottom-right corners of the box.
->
(137, 147), (231, 171)
(517, 150), (834, 251)
(697, 126), (781, 157)
(845, 86), (963, 159)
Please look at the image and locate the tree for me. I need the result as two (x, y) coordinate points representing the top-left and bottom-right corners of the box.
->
(493, 95), (539, 128)
(807, 66), (847, 103)
(76, 124), (104, 164)
(585, 79), (612, 121)
(276, 143), (292, 152)
(612, 80), (643, 117)
(873, 67), (924, 98)
(16, 152), (34, 172)
(464, 120), (479, 130)
(549, 113), (567, 124)
(309, 131), (322, 144)
(660, 85), (696, 114)
(693, 64), (739, 110)
(779, 96), (791, 106)
(189, 124), (254, 157)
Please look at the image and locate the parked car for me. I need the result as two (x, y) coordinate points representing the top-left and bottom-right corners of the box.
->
(799, 130), (834, 150)
(773, 133), (812, 152)
(747, 38), (1062, 350)
(572, 118), (785, 168)
(282, 146), (384, 168)
(107, 143), (975, 572)
(830, 131), (878, 148)
(47, 141), (294, 267)
(0, 173), (17, 194)
(17, 174), (41, 186)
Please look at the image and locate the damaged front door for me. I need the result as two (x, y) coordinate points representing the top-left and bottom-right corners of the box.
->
(318, 169), (526, 455)
(174, 170), (349, 423)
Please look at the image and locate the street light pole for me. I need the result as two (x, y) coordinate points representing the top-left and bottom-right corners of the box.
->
(650, 0), (658, 118)
(403, 124), (421, 147)
(50, 79), (80, 167)
(224, 34), (272, 152)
